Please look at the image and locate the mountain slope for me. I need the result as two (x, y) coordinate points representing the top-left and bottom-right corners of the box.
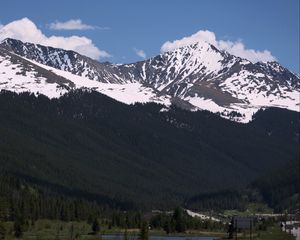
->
(0, 38), (299, 122)
(0, 90), (298, 208)
(252, 158), (300, 212)
(0, 47), (73, 97)
(0, 45), (170, 105)
(119, 42), (299, 120)
(0, 38), (128, 83)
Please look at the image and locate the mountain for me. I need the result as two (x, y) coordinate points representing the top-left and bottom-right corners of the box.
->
(0, 38), (299, 209)
(0, 38), (127, 83)
(1, 38), (299, 122)
(0, 47), (74, 97)
(0, 42), (170, 104)
(0, 90), (298, 209)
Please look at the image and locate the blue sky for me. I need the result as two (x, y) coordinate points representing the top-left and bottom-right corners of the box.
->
(0, 0), (299, 73)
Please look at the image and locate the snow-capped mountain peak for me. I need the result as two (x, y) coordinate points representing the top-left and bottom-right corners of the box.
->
(0, 38), (299, 122)
(0, 38), (129, 84)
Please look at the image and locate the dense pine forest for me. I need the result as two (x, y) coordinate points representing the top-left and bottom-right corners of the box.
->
(252, 158), (300, 212)
(0, 90), (298, 239)
(0, 90), (298, 208)
(0, 172), (231, 238)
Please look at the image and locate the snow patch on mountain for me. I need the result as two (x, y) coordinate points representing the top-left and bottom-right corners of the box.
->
(219, 70), (299, 112)
(0, 54), (68, 98)
(26, 58), (171, 105)
(1, 38), (299, 123)
(185, 209), (220, 222)
(185, 96), (259, 123)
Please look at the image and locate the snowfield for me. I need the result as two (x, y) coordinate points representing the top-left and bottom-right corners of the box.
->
(31, 59), (172, 105)
(0, 56), (68, 98)
(0, 53), (171, 106)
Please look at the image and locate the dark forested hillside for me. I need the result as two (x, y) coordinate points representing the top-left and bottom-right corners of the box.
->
(0, 90), (298, 209)
(252, 158), (300, 212)
(184, 159), (300, 213)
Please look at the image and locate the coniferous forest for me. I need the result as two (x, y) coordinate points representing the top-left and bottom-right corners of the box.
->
(0, 90), (299, 238)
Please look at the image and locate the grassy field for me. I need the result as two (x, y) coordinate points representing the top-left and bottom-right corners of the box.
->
(223, 203), (273, 217)
(0, 220), (295, 240)
(2, 220), (98, 240)
(237, 225), (295, 240)
(0, 219), (227, 240)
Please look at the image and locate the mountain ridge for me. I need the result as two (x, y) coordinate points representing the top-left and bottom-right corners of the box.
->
(0, 37), (299, 122)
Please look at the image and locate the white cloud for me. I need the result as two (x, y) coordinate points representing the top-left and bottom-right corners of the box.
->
(217, 40), (275, 63)
(134, 48), (146, 59)
(161, 30), (276, 63)
(49, 19), (109, 30)
(0, 18), (111, 60)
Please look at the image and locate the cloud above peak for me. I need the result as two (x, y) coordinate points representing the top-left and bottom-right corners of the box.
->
(49, 19), (110, 30)
(134, 48), (146, 59)
(161, 30), (276, 63)
(0, 18), (111, 60)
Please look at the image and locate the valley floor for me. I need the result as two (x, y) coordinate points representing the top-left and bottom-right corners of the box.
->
(0, 220), (296, 240)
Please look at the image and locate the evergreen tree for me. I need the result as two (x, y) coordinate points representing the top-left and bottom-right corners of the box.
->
(172, 207), (186, 233)
(227, 219), (234, 239)
(92, 218), (100, 234)
(139, 221), (149, 240)
(14, 219), (23, 238)
(163, 220), (171, 234)
(87, 214), (94, 225)
(0, 221), (6, 240)
(124, 228), (128, 240)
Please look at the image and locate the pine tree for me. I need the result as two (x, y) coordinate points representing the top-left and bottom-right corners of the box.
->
(172, 207), (186, 233)
(124, 228), (128, 240)
(92, 218), (100, 234)
(14, 219), (23, 238)
(0, 221), (6, 240)
(139, 221), (149, 240)
(163, 220), (171, 234)
(227, 219), (234, 239)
